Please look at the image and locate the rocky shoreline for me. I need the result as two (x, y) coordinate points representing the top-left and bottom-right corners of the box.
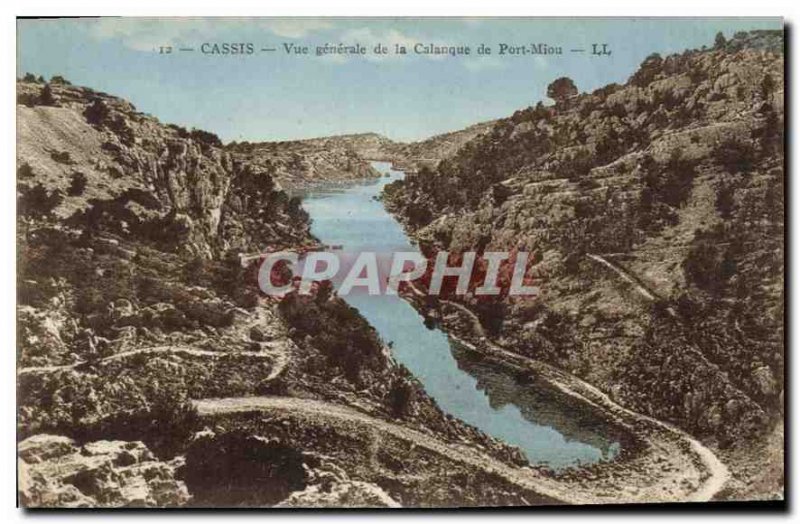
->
(394, 281), (730, 504)
(380, 30), (784, 502)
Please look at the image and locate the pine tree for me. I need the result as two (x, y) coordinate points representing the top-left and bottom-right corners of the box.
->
(714, 31), (727, 49)
(38, 84), (56, 106)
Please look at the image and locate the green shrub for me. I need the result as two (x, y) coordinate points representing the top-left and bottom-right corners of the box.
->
(17, 163), (34, 179)
(84, 98), (110, 126)
(713, 138), (756, 174)
(38, 84), (56, 106)
(683, 231), (737, 295)
(18, 184), (63, 218)
(68, 172), (88, 196)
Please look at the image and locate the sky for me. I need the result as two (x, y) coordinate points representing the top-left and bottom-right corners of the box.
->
(17, 17), (782, 143)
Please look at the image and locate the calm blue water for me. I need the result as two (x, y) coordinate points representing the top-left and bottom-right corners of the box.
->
(297, 161), (620, 468)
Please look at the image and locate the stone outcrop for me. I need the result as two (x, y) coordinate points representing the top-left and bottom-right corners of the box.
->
(18, 434), (189, 507)
(390, 120), (498, 172)
(277, 480), (400, 508)
(17, 80), (311, 258)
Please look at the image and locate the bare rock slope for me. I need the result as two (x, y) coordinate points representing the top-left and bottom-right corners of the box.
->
(18, 434), (189, 507)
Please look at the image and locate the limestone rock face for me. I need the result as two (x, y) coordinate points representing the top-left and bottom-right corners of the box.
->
(383, 30), (784, 448)
(16, 80), (312, 259)
(18, 434), (190, 508)
(276, 451), (400, 508)
(181, 431), (307, 507)
(277, 480), (400, 508)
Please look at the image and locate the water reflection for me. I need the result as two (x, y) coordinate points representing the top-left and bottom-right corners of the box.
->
(295, 161), (621, 468)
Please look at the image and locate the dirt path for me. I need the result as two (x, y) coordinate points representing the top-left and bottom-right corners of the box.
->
(405, 279), (729, 502)
(18, 308), (290, 380)
(586, 253), (681, 320)
(19, 344), (286, 375)
(585, 253), (755, 404)
(193, 393), (725, 504)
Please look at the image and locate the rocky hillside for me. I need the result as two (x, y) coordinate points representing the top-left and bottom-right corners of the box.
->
(225, 122), (499, 185)
(16, 78), (545, 507)
(227, 134), (385, 189)
(390, 120), (498, 172)
(296, 132), (399, 161)
(17, 79), (314, 258)
(384, 29), (784, 496)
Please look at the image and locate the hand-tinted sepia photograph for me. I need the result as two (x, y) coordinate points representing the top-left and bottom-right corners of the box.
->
(16, 17), (784, 508)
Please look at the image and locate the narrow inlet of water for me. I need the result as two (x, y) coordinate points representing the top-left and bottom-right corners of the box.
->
(296, 161), (621, 469)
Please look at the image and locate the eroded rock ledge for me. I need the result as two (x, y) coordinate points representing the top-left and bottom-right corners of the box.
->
(18, 434), (190, 508)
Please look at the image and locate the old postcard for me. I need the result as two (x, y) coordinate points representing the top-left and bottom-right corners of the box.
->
(16, 17), (784, 508)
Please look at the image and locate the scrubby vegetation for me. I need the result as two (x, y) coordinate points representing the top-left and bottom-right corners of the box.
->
(17, 75), (535, 508)
(384, 30), (784, 453)
(279, 291), (388, 384)
(15, 77), (319, 467)
(182, 431), (307, 506)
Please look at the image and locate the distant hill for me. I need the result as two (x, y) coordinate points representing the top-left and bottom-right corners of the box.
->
(227, 121), (500, 185)
(390, 120), (498, 172)
(296, 132), (400, 161)
(227, 135), (384, 189)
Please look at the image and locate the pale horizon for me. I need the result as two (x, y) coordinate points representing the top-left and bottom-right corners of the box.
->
(18, 17), (782, 144)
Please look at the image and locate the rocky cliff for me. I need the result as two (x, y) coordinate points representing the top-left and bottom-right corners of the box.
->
(17, 78), (541, 507)
(384, 30), (784, 497)
(17, 80), (313, 259)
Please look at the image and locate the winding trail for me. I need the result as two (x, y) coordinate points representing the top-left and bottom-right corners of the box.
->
(18, 344), (287, 377)
(18, 309), (290, 381)
(586, 253), (678, 318)
(19, 274), (729, 504)
(193, 392), (725, 504)
(403, 279), (729, 503)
